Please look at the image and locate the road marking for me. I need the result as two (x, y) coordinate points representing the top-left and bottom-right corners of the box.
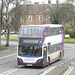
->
(62, 63), (64, 65)
(68, 59), (70, 61)
(40, 66), (57, 75)
(65, 61), (67, 63)
(59, 65), (62, 66)
(0, 53), (17, 59)
(70, 58), (72, 60)
(64, 67), (73, 75)
(72, 56), (75, 58)
(0, 69), (18, 75)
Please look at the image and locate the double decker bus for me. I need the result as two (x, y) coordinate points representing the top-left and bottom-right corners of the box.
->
(17, 24), (64, 67)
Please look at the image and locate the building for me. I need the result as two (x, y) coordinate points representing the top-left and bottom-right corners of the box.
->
(20, 3), (50, 25)
(9, 3), (50, 32)
(9, 3), (75, 32)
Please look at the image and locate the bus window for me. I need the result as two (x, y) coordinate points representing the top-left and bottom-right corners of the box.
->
(20, 27), (42, 37)
(18, 46), (23, 56)
(18, 45), (42, 57)
(33, 46), (42, 56)
(18, 46), (29, 56)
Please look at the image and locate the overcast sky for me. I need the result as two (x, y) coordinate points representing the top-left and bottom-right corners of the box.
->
(30, 0), (66, 4)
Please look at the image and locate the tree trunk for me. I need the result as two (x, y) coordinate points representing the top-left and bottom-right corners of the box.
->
(6, 24), (10, 47)
(0, 9), (1, 50)
(5, 1), (10, 47)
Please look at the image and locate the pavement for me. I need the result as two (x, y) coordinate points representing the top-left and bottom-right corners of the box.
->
(0, 45), (17, 57)
(1, 40), (18, 46)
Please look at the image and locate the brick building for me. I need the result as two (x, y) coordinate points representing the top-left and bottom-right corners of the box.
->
(9, 3), (50, 31)
(19, 3), (50, 25)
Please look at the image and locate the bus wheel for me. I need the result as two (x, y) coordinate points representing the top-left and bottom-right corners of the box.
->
(59, 52), (61, 60)
(60, 52), (61, 58)
(48, 57), (50, 65)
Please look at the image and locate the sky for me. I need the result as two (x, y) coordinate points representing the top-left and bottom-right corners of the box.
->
(30, 0), (66, 4)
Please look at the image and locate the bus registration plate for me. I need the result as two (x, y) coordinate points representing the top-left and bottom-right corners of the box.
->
(27, 64), (32, 66)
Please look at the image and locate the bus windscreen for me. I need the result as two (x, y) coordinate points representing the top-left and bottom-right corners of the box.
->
(20, 27), (42, 38)
(18, 46), (42, 57)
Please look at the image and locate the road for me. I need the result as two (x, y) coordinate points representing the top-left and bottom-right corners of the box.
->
(0, 43), (75, 75)
(1, 34), (18, 38)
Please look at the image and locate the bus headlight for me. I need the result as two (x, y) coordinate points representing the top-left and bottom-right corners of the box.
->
(36, 59), (42, 63)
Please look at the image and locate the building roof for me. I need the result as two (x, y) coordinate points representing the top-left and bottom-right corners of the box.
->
(9, 4), (48, 15)
(25, 4), (48, 14)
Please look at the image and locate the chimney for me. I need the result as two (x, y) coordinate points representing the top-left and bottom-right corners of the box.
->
(34, 2), (39, 4)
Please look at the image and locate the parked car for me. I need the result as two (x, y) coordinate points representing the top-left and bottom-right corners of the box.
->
(1, 30), (5, 35)
(65, 34), (70, 38)
(10, 31), (15, 34)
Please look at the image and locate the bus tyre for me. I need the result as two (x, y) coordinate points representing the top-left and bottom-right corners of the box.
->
(59, 52), (61, 60)
(60, 52), (61, 58)
(48, 57), (50, 65)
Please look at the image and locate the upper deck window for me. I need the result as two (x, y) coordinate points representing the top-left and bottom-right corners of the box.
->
(20, 27), (43, 38)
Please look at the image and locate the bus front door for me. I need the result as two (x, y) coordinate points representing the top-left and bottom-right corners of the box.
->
(43, 46), (47, 65)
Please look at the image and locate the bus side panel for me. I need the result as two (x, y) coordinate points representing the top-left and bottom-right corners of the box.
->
(47, 51), (60, 63)
(43, 34), (64, 64)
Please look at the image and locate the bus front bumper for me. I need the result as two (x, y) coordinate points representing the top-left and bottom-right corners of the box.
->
(17, 58), (43, 67)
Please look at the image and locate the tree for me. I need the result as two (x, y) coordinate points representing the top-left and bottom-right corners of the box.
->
(43, 1), (75, 25)
(1, 0), (31, 47)
(0, 0), (15, 47)
(9, 0), (31, 32)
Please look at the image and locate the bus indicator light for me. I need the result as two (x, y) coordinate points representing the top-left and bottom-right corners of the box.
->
(31, 47), (33, 49)
(44, 48), (46, 51)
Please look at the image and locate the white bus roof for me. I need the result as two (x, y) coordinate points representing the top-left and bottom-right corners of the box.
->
(21, 24), (63, 28)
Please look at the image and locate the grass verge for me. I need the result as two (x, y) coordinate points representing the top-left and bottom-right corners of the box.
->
(1, 36), (18, 41)
(1, 36), (75, 43)
(1, 45), (5, 47)
(64, 38), (75, 43)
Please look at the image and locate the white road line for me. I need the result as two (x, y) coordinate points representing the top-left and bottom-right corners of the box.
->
(5, 69), (18, 75)
(62, 63), (64, 65)
(41, 66), (57, 75)
(72, 56), (75, 58)
(59, 65), (62, 66)
(0, 69), (18, 75)
(65, 61), (67, 63)
(67, 59), (69, 61)
(70, 58), (72, 60)
(0, 69), (13, 75)
(0, 53), (17, 59)
(64, 67), (73, 75)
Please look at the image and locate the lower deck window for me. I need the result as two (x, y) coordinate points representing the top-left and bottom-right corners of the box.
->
(47, 43), (62, 54)
(18, 45), (42, 57)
